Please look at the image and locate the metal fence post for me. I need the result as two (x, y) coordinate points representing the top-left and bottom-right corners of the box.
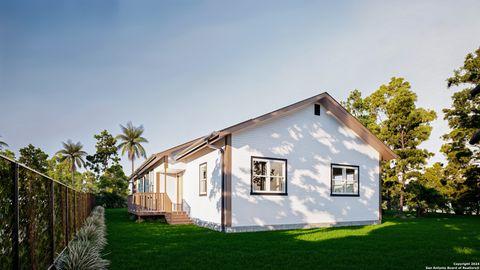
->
(49, 181), (55, 265)
(12, 162), (19, 270)
(65, 188), (69, 245)
(73, 191), (76, 233)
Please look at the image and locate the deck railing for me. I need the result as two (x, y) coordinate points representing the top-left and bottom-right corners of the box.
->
(128, 192), (174, 213)
(127, 192), (189, 213)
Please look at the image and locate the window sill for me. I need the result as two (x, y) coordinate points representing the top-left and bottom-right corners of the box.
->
(250, 192), (288, 196)
(330, 193), (360, 197)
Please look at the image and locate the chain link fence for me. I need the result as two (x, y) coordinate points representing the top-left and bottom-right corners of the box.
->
(0, 154), (95, 269)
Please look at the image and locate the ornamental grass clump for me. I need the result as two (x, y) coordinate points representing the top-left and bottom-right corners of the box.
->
(85, 214), (105, 233)
(56, 206), (109, 270)
(76, 223), (107, 250)
(56, 240), (109, 270)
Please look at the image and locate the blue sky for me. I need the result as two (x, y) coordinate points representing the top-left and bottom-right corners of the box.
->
(1, 0), (480, 174)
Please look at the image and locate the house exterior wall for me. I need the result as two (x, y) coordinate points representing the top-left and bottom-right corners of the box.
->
(230, 104), (381, 231)
(149, 164), (183, 207)
(180, 148), (223, 230)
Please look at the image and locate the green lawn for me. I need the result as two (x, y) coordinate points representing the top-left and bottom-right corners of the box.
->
(105, 208), (479, 270)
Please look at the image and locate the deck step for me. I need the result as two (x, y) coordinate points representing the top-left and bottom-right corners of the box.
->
(165, 212), (193, 225)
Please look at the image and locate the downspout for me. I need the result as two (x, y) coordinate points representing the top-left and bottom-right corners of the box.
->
(205, 133), (225, 232)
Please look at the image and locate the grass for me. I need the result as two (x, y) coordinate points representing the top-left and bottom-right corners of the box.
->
(105, 209), (480, 270)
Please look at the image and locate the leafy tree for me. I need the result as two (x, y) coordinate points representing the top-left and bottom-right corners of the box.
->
(18, 144), (49, 173)
(47, 153), (83, 188)
(344, 78), (437, 215)
(0, 135), (8, 150)
(96, 164), (129, 208)
(86, 130), (120, 177)
(341, 89), (379, 134)
(81, 170), (98, 193)
(97, 164), (128, 195)
(404, 163), (448, 216)
(442, 47), (480, 214)
(56, 140), (88, 187)
(405, 180), (446, 216)
(0, 149), (15, 159)
(116, 122), (148, 175)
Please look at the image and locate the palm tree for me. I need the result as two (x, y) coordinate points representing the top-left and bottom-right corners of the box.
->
(116, 121), (148, 175)
(0, 135), (8, 150)
(56, 140), (88, 187)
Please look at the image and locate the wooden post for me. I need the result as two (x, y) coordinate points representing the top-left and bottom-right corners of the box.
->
(379, 157), (383, 223)
(224, 135), (232, 228)
(156, 172), (160, 211)
(164, 156), (168, 212)
(176, 174), (179, 212)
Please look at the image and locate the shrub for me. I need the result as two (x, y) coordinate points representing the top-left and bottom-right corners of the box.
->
(76, 223), (107, 250)
(56, 206), (109, 270)
(95, 192), (127, 208)
(55, 240), (109, 270)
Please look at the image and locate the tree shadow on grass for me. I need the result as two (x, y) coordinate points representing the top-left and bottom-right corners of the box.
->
(105, 209), (480, 270)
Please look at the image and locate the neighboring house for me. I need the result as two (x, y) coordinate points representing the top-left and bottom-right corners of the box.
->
(128, 92), (396, 232)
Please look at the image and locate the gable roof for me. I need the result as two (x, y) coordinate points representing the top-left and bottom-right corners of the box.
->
(131, 92), (396, 179)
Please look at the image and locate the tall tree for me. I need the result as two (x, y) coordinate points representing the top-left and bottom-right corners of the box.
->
(341, 89), (379, 134)
(442, 47), (480, 214)
(48, 153), (79, 186)
(18, 144), (49, 173)
(0, 135), (8, 150)
(116, 122), (148, 175)
(344, 78), (437, 215)
(56, 140), (88, 187)
(86, 130), (120, 177)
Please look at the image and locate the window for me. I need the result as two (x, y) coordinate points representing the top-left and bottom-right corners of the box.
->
(138, 177), (145, 193)
(251, 157), (287, 195)
(314, 104), (321, 116)
(331, 164), (359, 196)
(199, 163), (207, 196)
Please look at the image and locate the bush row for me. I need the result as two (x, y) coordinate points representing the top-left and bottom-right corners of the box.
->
(55, 206), (109, 270)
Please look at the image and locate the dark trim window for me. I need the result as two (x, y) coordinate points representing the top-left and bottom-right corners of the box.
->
(199, 162), (207, 196)
(331, 164), (359, 196)
(251, 156), (287, 195)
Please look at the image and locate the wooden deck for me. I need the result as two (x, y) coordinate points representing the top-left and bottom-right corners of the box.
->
(127, 192), (192, 224)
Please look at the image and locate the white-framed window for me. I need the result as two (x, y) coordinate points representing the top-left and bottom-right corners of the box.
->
(138, 177), (145, 193)
(199, 163), (207, 196)
(147, 171), (154, 192)
(251, 156), (287, 195)
(331, 164), (359, 196)
(144, 173), (150, 192)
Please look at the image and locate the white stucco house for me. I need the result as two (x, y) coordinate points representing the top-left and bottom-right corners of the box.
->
(127, 92), (396, 232)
